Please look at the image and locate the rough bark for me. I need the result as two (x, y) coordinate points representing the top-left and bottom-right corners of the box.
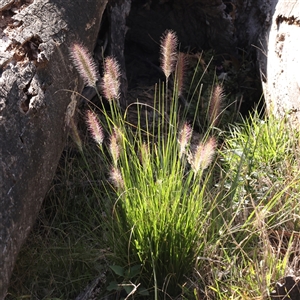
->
(0, 0), (107, 298)
(233, 0), (300, 124)
(259, 0), (300, 124)
(234, 0), (275, 49)
(111, 0), (300, 122)
(2, 0), (299, 298)
(270, 275), (300, 300)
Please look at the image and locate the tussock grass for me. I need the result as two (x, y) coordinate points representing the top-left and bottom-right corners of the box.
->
(7, 31), (300, 300)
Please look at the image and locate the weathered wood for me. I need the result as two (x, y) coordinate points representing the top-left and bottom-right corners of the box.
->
(232, 0), (300, 124)
(0, 0), (107, 298)
(234, 0), (275, 49)
(2, 0), (299, 297)
(259, 0), (300, 124)
(270, 275), (300, 300)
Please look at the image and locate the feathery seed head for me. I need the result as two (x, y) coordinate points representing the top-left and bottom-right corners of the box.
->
(102, 56), (121, 102)
(109, 167), (124, 190)
(109, 130), (120, 167)
(139, 142), (151, 167)
(69, 43), (99, 87)
(188, 136), (216, 174)
(86, 110), (104, 146)
(160, 30), (178, 79)
(209, 84), (224, 127)
(113, 126), (123, 145)
(178, 122), (192, 158)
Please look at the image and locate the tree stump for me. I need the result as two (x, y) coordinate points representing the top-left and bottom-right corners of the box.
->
(2, 0), (299, 298)
(258, 0), (300, 125)
(0, 0), (107, 298)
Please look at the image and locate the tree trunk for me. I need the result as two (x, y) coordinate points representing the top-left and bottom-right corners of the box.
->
(2, 0), (299, 298)
(258, 0), (300, 125)
(0, 1), (107, 298)
(126, 0), (300, 123)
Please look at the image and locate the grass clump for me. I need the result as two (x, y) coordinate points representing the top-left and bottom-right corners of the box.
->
(77, 30), (220, 298)
(207, 111), (300, 299)
(7, 30), (300, 300)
